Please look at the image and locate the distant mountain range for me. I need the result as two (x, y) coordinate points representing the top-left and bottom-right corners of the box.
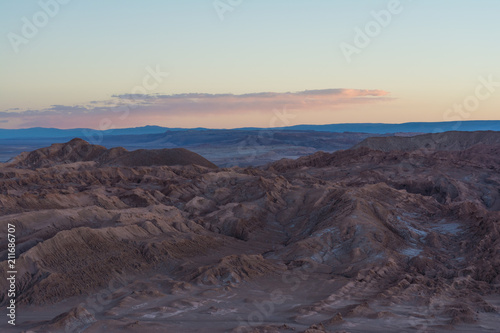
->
(0, 120), (498, 139)
(0, 125), (182, 139)
(277, 120), (500, 133)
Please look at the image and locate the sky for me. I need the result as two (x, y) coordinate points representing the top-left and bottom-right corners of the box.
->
(1, 0), (499, 130)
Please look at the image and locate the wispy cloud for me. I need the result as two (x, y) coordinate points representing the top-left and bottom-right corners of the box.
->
(0, 89), (392, 129)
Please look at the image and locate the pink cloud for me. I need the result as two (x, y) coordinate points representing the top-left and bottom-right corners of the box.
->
(0, 89), (392, 129)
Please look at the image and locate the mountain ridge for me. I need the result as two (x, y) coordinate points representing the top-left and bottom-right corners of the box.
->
(1, 120), (499, 139)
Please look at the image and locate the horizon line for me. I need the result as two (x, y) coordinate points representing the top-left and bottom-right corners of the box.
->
(1, 119), (500, 132)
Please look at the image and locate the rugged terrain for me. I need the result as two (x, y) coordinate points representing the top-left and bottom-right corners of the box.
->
(0, 132), (499, 332)
(354, 131), (500, 152)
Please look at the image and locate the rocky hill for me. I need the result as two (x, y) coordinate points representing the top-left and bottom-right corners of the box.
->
(5, 138), (217, 169)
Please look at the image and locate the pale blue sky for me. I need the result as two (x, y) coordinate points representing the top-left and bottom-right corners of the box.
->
(1, 0), (499, 128)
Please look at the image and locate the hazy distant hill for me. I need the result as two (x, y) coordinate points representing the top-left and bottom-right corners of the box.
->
(0, 120), (498, 139)
(0, 125), (186, 139)
(282, 120), (500, 133)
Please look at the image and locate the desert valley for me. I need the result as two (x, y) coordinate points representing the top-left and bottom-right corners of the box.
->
(3, 2), (500, 332)
(1, 130), (499, 332)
